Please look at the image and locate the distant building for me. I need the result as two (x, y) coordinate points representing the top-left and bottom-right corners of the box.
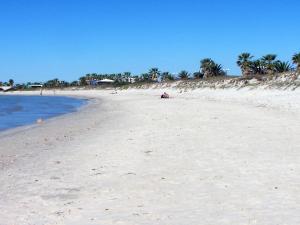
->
(98, 79), (115, 84)
(88, 79), (115, 86)
(87, 77), (135, 85)
(124, 77), (136, 83)
(28, 84), (43, 88)
(0, 86), (13, 92)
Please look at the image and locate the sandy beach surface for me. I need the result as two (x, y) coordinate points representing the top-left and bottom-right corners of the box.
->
(0, 88), (300, 225)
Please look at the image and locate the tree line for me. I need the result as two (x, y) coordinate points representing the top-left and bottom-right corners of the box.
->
(78, 58), (227, 86)
(237, 52), (300, 77)
(0, 79), (14, 86)
(2, 52), (299, 88)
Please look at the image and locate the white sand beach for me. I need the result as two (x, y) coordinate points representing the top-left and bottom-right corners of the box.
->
(0, 88), (300, 225)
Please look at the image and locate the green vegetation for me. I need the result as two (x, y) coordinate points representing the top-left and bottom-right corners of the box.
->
(148, 68), (161, 81)
(261, 54), (277, 75)
(237, 52), (299, 77)
(200, 58), (225, 78)
(2, 52), (299, 89)
(161, 72), (175, 81)
(178, 70), (190, 79)
(274, 61), (292, 73)
(193, 72), (204, 79)
(8, 79), (14, 86)
(292, 53), (300, 72)
(237, 53), (254, 77)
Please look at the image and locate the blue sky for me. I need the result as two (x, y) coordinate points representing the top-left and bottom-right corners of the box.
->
(0, 0), (299, 83)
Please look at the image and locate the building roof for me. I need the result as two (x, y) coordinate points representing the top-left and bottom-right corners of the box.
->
(98, 79), (115, 83)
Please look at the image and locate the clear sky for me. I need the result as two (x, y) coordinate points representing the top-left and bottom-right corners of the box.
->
(0, 0), (299, 83)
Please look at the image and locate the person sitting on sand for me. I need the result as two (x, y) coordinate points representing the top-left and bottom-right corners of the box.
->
(161, 92), (170, 99)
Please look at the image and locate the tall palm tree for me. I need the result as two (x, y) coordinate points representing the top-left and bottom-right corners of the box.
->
(292, 52), (300, 72)
(200, 58), (214, 78)
(261, 54), (277, 62)
(148, 68), (160, 81)
(237, 53), (254, 77)
(8, 79), (14, 86)
(261, 54), (277, 74)
(201, 58), (224, 78)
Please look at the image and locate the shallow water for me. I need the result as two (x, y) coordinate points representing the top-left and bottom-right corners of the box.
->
(0, 95), (86, 131)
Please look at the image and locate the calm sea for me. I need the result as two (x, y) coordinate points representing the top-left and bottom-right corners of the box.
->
(0, 95), (86, 132)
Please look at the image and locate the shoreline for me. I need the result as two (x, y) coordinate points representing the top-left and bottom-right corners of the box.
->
(0, 91), (101, 170)
(1, 88), (300, 224)
(0, 94), (91, 138)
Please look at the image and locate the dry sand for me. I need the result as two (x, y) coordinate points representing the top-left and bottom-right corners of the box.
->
(0, 88), (300, 225)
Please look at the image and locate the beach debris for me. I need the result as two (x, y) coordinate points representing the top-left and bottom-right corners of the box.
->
(55, 211), (64, 216)
(36, 118), (43, 124)
(64, 201), (74, 206)
(125, 172), (136, 176)
(93, 172), (102, 176)
(161, 92), (170, 99)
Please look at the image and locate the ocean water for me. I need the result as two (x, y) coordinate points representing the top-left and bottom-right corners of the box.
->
(0, 95), (86, 132)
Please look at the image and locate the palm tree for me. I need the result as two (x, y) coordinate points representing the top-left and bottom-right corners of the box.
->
(79, 76), (87, 86)
(167, 74), (175, 81)
(91, 73), (97, 79)
(201, 58), (224, 78)
(210, 63), (225, 76)
(178, 70), (189, 79)
(148, 68), (160, 81)
(124, 72), (131, 77)
(237, 53), (254, 77)
(141, 73), (151, 81)
(292, 52), (300, 72)
(123, 72), (131, 83)
(261, 54), (277, 74)
(71, 81), (79, 86)
(193, 72), (204, 79)
(274, 61), (292, 73)
(8, 79), (14, 86)
(250, 59), (265, 75)
(44, 78), (60, 88)
(200, 58), (214, 78)
(161, 72), (174, 81)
